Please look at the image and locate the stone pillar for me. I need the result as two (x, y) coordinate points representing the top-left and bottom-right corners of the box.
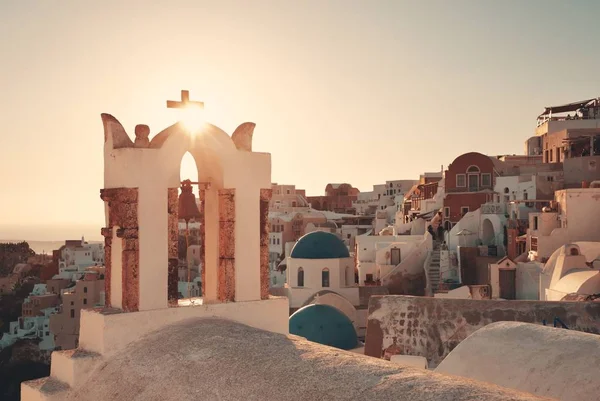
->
(120, 227), (140, 311)
(259, 188), (272, 299)
(199, 188), (206, 297)
(218, 189), (235, 302)
(100, 228), (112, 307)
(167, 188), (179, 305)
(100, 188), (140, 311)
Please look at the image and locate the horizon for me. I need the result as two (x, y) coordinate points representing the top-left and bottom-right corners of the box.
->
(2, 0), (600, 239)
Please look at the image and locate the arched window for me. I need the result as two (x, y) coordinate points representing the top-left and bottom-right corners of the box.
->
(467, 165), (480, 173)
(321, 268), (330, 287)
(297, 267), (304, 287)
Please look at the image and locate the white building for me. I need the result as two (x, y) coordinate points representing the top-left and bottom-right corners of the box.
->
(541, 243), (600, 301)
(527, 186), (600, 261)
(355, 233), (430, 287)
(56, 238), (105, 280)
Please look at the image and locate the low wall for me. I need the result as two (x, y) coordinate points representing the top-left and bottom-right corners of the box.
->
(364, 295), (600, 366)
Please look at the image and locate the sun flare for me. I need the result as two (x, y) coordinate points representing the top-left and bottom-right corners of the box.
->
(180, 105), (206, 133)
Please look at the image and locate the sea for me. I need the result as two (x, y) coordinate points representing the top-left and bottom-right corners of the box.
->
(0, 240), (102, 255)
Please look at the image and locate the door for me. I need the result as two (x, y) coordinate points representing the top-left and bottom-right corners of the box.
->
(499, 269), (516, 300)
(390, 248), (401, 265)
(468, 174), (479, 191)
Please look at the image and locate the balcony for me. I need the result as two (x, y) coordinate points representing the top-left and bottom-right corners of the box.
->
(446, 184), (493, 194)
(481, 203), (506, 215)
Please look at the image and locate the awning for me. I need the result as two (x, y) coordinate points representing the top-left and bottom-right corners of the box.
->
(538, 98), (597, 118)
(416, 210), (436, 219)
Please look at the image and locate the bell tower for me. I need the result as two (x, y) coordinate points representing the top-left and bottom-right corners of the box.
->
(99, 91), (274, 311)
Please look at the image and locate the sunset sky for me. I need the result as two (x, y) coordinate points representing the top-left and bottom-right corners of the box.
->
(1, 0), (599, 240)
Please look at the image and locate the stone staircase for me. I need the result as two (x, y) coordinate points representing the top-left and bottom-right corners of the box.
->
(21, 349), (101, 400)
(427, 241), (441, 295)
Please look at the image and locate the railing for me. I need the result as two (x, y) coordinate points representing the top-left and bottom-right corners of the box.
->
(481, 203), (506, 215)
(446, 184), (493, 193)
(542, 317), (569, 329)
(537, 115), (599, 127)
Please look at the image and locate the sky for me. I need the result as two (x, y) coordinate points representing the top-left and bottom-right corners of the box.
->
(1, 0), (599, 241)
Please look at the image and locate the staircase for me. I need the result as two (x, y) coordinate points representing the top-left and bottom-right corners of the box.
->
(427, 241), (441, 294)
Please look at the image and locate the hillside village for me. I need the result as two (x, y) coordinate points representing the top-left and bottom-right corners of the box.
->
(0, 94), (597, 401)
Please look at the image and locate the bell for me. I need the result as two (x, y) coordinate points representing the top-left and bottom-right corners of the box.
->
(178, 179), (201, 223)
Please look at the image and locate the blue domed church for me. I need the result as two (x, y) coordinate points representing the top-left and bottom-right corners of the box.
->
(285, 231), (361, 346)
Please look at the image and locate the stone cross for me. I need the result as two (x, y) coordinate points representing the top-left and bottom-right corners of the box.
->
(166, 90), (204, 109)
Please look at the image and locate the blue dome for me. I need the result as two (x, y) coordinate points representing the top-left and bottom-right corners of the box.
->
(290, 231), (349, 259)
(289, 304), (358, 350)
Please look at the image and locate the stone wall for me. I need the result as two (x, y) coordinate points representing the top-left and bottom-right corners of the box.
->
(364, 295), (600, 366)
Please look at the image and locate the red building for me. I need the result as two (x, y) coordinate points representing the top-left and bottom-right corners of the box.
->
(307, 183), (359, 214)
(443, 152), (496, 226)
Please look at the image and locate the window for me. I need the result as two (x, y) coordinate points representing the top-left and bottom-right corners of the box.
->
(276, 238), (280, 245)
(366, 274), (374, 282)
(467, 165), (480, 173)
(456, 174), (466, 187)
(533, 216), (539, 230)
(71, 301), (74, 306)
(83, 299), (87, 305)
(347, 234), (351, 239)
(444, 207), (450, 218)
(461, 207), (469, 216)
(321, 268), (330, 287)
(70, 309), (75, 318)
(297, 267), (304, 287)
(84, 287), (88, 293)
(481, 173), (491, 187)
(523, 191), (528, 200)
(286, 190), (290, 194)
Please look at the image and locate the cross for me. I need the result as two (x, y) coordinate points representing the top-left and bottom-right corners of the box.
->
(166, 90), (204, 109)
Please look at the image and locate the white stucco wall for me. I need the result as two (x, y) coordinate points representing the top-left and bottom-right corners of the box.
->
(448, 209), (481, 250)
(286, 257), (354, 290)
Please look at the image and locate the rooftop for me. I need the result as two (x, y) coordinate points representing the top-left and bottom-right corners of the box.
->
(55, 318), (546, 401)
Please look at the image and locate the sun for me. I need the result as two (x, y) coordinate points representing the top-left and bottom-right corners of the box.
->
(180, 105), (206, 133)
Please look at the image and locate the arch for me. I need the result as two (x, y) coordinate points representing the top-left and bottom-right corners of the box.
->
(151, 122), (237, 189)
(179, 151), (199, 184)
(504, 187), (510, 194)
(481, 218), (495, 245)
(321, 268), (330, 287)
(297, 267), (304, 287)
(467, 165), (480, 173)
(300, 290), (358, 328)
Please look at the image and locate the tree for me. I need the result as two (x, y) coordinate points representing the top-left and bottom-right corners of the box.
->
(0, 242), (35, 277)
